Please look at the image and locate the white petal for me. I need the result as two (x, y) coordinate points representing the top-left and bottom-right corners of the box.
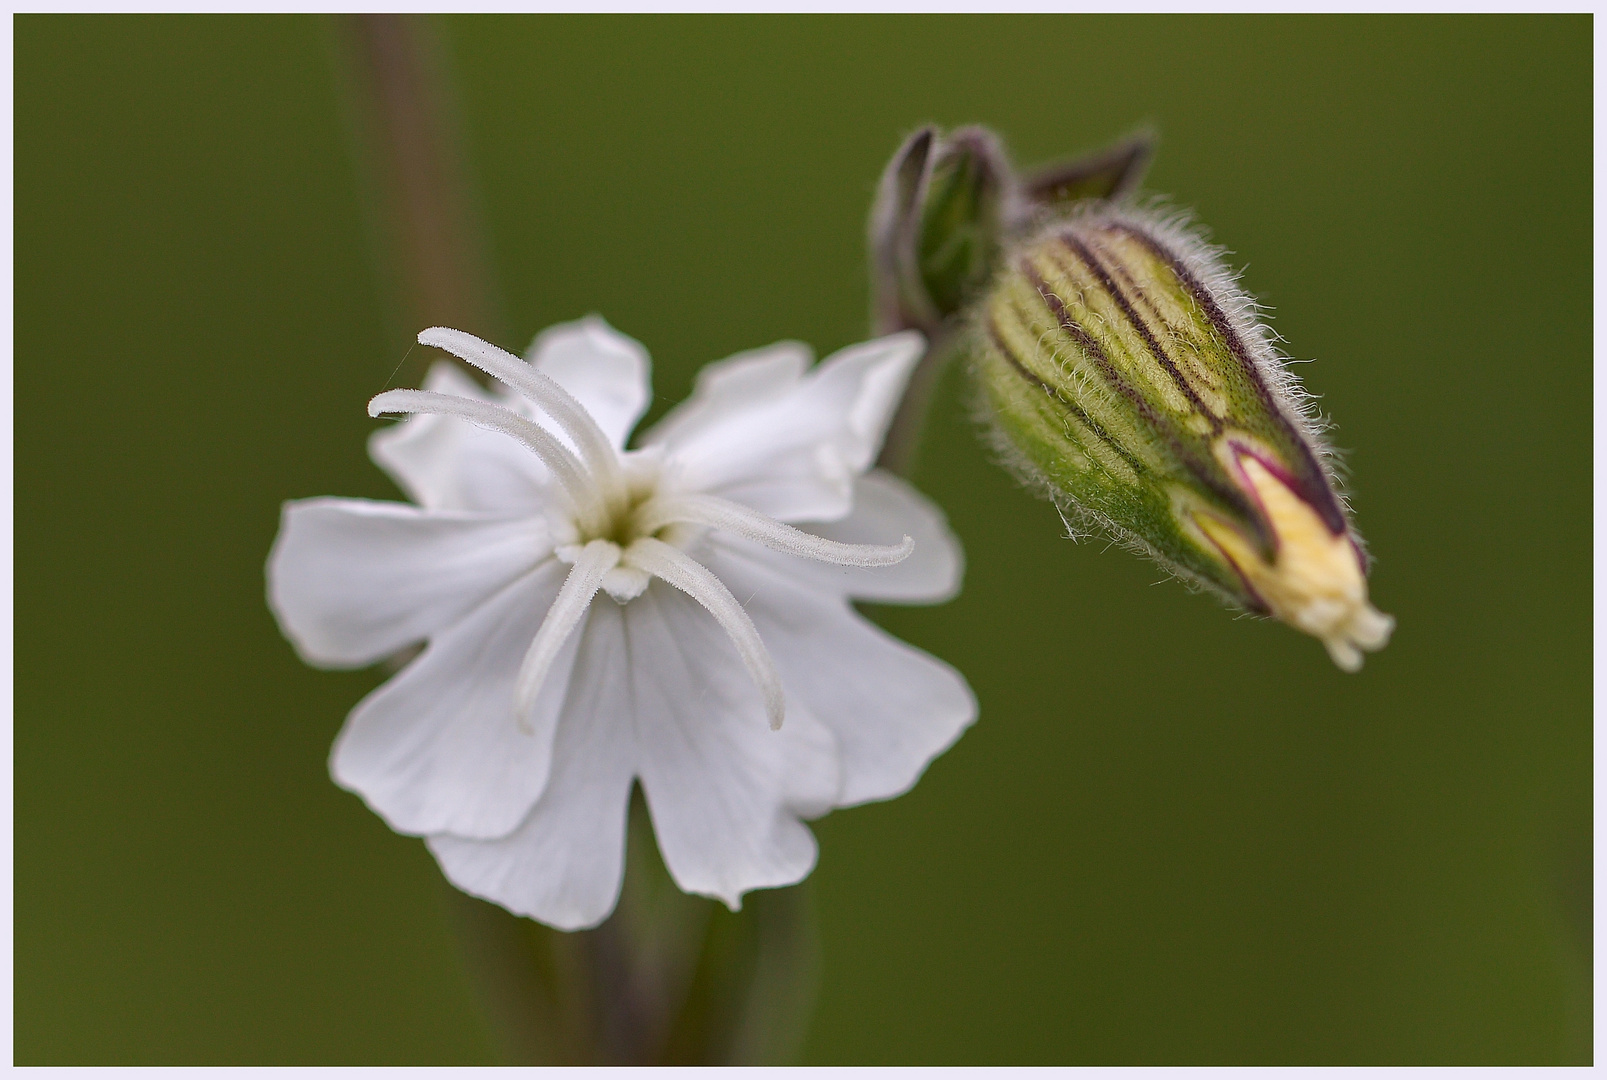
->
(330, 562), (581, 840)
(266, 497), (550, 668)
(628, 583), (840, 908)
(526, 315), (651, 449)
(701, 542), (977, 807)
(640, 340), (812, 450)
(646, 332), (924, 522)
(429, 600), (637, 930)
(369, 361), (551, 513)
(624, 536), (787, 730)
(737, 471), (963, 604)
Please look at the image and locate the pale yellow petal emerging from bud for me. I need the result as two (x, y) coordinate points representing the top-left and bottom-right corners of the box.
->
(1188, 447), (1394, 672)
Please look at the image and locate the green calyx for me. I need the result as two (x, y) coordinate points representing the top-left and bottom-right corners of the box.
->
(914, 130), (1010, 320)
(869, 126), (1155, 340)
(970, 206), (1350, 610)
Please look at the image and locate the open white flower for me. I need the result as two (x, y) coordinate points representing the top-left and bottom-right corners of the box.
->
(267, 318), (976, 930)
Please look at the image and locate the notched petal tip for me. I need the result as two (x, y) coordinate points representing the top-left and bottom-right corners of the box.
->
(1324, 638), (1364, 673)
(878, 328), (929, 369)
(1351, 604), (1396, 650)
(1322, 602), (1394, 673)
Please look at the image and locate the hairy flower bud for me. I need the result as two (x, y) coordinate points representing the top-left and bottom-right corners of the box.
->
(870, 125), (1017, 338)
(971, 205), (1393, 670)
(869, 127), (1157, 342)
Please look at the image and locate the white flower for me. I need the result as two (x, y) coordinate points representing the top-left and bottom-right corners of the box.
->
(267, 318), (976, 930)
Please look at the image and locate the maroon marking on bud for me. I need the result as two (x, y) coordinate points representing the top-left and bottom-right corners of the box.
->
(1025, 256), (1260, 535)
(1058, 232), (1220, 431)
(1222, 438), (1345, 546)
(1349, 534), (1370, 575)
(1110, 222), (1349, 536)
(985, 315), (1149, 479)
(870, 127), (938, 336)
(1020, 258), (1155, 427)
(1220, 442), (1281, 558)
(1093, 231), (1225, 425)
(1191, 510), (1274, 616)
(984, 316), (1056, 398)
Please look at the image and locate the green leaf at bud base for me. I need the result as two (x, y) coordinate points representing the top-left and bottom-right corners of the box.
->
(1022, 130), (1156, 208)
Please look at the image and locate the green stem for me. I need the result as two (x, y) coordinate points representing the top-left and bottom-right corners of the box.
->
(443, 792), (817, 1064)
(877, 330), (958, 478)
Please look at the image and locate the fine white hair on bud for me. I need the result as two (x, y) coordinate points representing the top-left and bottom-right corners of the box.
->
(868, 126), (1158, 343)
(970, 201), (1393, 669)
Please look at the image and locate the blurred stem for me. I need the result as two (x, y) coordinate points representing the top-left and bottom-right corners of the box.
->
(333, 14), (819, 1064)
(446, 792), (819, 1065)
(334, 14), (504, 381)
(877, 330), (958, 477)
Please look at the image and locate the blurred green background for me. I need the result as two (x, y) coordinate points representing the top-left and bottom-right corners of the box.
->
(15, 14), (1591, 1064)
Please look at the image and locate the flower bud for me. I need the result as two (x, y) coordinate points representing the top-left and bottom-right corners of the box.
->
(869, 127), (1158, 341)
(869, 125), (1017, 338)
(971, 205), (1393, 670)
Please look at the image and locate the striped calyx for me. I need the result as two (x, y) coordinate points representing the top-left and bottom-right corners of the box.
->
(869, 127), (1158, 342)
(972, 206), (1392, 670)
(870, 126), (1016, 338)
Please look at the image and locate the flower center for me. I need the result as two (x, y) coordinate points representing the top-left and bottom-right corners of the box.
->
(554, 457), (680, 604)
(370, 327), (918, 733)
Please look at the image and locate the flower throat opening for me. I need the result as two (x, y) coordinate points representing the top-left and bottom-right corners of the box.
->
(369, 328), (919, 734)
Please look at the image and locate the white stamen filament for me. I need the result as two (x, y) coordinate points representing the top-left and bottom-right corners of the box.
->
(625, 537), (788, 731)
(385, 330), (918, 736)
(418, 328), (629, 517)
(635, 494), (914, 567)
(515, 539), (621, 731)
(368, 389), (607, 535)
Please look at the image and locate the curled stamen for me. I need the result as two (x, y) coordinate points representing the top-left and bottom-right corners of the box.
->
(514, 539), (621, 731)
(624, 537), (787, 731)
(635, 494), (915, 567)
(369, 389), (607, 534)
(419, 328), (628, 515)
